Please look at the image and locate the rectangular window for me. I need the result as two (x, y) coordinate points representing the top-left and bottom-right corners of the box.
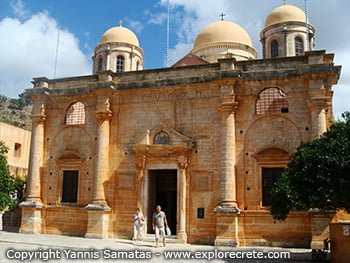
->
(61, 170), (79, 203)
(262, 168), (284, 206)
(14, 143), (21, 158)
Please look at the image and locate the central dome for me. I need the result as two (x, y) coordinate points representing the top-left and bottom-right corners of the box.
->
(99, 26), (140, 47)
(265, 5), (306, 28)
(193, 21), (253, 51)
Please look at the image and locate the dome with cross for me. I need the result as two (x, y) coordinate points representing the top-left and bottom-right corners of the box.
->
(191, 20), (257, 62)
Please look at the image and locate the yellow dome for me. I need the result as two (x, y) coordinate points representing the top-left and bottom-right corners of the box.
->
(99, 26), (140, 47)
(265, 5), (306, 27)
(193, 21), (253, 50)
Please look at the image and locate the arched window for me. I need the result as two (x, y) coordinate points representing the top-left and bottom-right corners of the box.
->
(136, 61), (140, 71)
(256, 87), (288, 115)
(65, 102), (85, 125)
(97, 57), (103, 71)
(295, 37), (304, 56)
(116, 55), (125, 73)
(270, 40), (279, 58)
(154, 131), (170, 144)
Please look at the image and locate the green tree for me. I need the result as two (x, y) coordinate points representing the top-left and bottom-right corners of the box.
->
(0, 141), (15, 211)
(271, 112), (350, 220)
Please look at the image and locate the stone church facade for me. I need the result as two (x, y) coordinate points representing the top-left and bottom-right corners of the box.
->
(20, 5), (341, 247)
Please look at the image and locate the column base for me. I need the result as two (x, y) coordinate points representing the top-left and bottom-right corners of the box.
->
(176, 230), (187, 243)
(85, 204), (111, 239)
(214, 205), (240, 247)
(214, 238), (239, 247)
(309, 210), (334, 249)
(19, 200), (43, 234)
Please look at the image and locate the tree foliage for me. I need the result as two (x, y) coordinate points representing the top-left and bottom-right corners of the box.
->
(0, 141), (15, 211)
(271, 112), (350, 220)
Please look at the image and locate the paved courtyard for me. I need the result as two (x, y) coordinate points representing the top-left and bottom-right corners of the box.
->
(0, 231), (322, 262)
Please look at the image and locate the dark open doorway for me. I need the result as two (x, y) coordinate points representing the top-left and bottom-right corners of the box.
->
(147, 169), (177, 235)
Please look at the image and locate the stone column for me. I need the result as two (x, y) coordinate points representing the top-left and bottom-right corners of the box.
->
(177, 155), (188, 243)
(135, 153), (146, 210)
(308, 99), (328, 139)
(92, 111), (111, 205)
(20, 102), (46, 234)
(214, 83), (240, 247)
(26, 107), (46, 202)
(218, 85), (238, 208)
(85, 98), (112, 238)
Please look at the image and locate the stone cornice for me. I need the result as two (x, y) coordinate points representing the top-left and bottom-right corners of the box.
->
(25, 57), (341, 97)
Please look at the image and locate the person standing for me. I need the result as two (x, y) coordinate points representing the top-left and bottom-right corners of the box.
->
(133, 208), (145, 244)
(152, 205), (168, 247)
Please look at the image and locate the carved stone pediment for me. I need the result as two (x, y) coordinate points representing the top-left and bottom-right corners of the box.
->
(134, 123), (195, 148)
(57, 150), (85, 167)
(133, 124), (195, 170)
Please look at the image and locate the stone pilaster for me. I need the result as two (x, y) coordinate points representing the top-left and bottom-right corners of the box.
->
(177, 155), (189, 243)
(20, 102), (46, 234)
(85, 97), (112, 238)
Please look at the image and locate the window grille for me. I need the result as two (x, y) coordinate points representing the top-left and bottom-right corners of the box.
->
(116, 55), (125, 73)
(256, 88), (288, 115)
(65, 102), (85, 125)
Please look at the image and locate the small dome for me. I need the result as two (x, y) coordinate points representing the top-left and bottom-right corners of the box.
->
(99, 26), (140, 47)
(265, 5), (306, 28)
(193, 21), (253, 51)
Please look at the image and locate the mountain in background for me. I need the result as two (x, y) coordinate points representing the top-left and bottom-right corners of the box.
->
(0, 94), (32, 130)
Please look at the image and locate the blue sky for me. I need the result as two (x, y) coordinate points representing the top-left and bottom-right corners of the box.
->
(0, 0), (349, 116)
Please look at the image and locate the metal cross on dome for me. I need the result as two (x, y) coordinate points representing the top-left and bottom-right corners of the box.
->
(220, 12), (226, 21)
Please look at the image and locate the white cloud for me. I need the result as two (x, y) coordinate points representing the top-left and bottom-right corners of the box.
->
(124, 18), (144, 33)
(0, 12), (91, 98)
(10, 0), (30, 19)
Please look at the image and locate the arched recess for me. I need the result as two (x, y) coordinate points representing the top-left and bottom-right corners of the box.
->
(46, 126), (94, 206)
(243, 116), (301, 209)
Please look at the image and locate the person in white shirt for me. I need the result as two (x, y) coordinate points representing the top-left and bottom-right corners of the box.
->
(133, 208), (145, 244)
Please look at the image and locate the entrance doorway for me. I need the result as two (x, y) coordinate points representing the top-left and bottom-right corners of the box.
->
(147, 169), (177, 235)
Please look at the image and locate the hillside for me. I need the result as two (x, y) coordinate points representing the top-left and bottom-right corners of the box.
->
(0, 94), (32, 130)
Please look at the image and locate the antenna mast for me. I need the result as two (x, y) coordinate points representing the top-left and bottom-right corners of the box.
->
(54, 28), (60, 79)
(165, 0), (170, 67)
(304, 0), (310, 51)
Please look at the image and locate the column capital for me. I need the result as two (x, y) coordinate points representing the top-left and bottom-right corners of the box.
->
(135, 153), (147, 172)
(219, 101), (239, 115)
(31, 103), (46, 123)
(177, 155), (189, 170)
(95, 111), (112, 120)
(307, 98), (329, 110)
(95, 98), (112, 120)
